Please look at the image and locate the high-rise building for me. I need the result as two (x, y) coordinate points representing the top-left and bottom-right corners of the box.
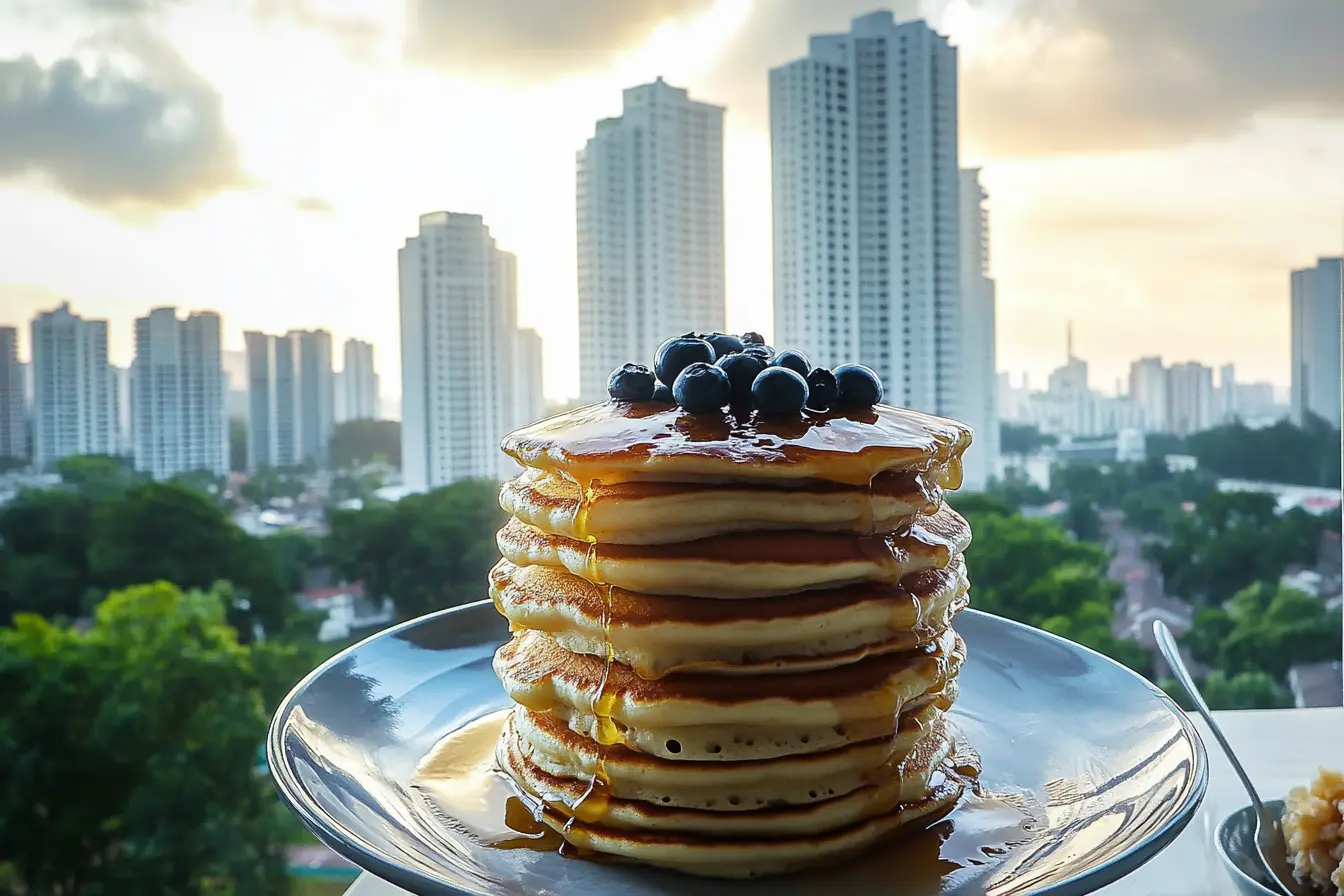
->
(244, 329), (335, 469)
(1167, 361), (1215, 436)
(110, 364), (132, 455)
(1128, 356), (1169, 433)
(577, 78), (725, 402)
(514, 328), (546, 430)
(341, 338), (380, 422)
(956, 168), (998, 490)
(131, 308), (227, 479)
(399, 212), (525, 489)
(30, 302), (115, 468)
(771, 12), (961, 418)
(0, 327), (26, 461)
(1216, 363), (1236, 423)
(1290, 257), (1343, 428)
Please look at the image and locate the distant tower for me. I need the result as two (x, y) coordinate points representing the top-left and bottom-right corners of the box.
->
(577, 78), (725, 402)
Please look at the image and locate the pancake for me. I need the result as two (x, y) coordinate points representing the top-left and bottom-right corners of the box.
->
(513, 700), (947, 809)
(490, 557), (968, 677)
(501, 712), (954, 835)
(498, 719), (966, 878)
(495, 507), (971, 598)
(500, 466), (942, 544)
(502, 401), (972, 487)
(494, 628), (965, 760)
(555, 677), (960, 762)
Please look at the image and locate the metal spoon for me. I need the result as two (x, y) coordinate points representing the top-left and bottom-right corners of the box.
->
(1154, 620), (1312, 896)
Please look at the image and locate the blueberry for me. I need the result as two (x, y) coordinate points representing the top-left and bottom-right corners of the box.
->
(741, 331), (766, 345)
(715, 352), (766, 405)
(833, 363), (884, 408)
(654, 336), (715, 386)
(751, 366), (809, 417)
(805, 367), (838, 411)
(672, 362), (731, 413)
(606, 363), (656, 401)
(771, 349), (811, 378)
(742, 344), (774, 363)
(651, 382), (673, 403)
(703, 332), (745, 359)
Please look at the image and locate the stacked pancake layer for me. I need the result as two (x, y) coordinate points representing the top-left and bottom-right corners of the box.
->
(490, 402), (975, 878)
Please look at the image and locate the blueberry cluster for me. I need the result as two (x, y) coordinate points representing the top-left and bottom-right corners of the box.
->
(606, 332), (884, 416)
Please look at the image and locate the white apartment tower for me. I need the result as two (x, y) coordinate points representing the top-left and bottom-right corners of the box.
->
(399, 212), (527, 489)
(244, 329), (335, 469)
(30, 302), (115, 467)
(957, 168), (998, 490)
(131, 308), (227, 479)
(1167, 362), (1215, 436)
(0, 327), (26, 461)
(577, 77), (726, 402)
(771, 12), (961, 418)
(342, 338), (380, 422)
(1128, 356), (1170, 433)
(514, 328), (546, 430)
(1290, 257), (1343, 428)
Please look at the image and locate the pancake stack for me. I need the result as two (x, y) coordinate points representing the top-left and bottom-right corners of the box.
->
(490, 400), (974, 878)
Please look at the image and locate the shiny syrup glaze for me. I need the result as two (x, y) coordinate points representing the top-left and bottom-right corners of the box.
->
(502, 402), (971, 487)
(414, 711), (1035, 879)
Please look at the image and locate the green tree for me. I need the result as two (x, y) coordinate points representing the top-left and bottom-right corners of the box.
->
(1000, 422), (1057, 456)
(0, 487), (96, 620)
(54, 454), (143, 499)
(329, 419), (401, 470)
(230, 415), (248, 473)
(1147, 491), (1334, 605)
(1182, 581), (1342, 683)
(328, 479), (504, 619)
(87, 482), (293, 638)
(0, 582), (291, 895)
(1161, 670), (1294, 711)
(1186, 417), (1340, 488)
(959, 504), (1143, 670)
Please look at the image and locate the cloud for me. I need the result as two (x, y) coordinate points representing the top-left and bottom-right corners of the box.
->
(252, 0), (384, 61)
(961, 0), (1344, 156)
(0, 29), (246, 212)
(403, 0), (717, 80)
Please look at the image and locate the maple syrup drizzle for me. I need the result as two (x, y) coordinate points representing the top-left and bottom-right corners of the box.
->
(562, 477), (617, 834)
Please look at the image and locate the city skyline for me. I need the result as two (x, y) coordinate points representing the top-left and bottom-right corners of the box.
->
(1, 2), (1341, 401)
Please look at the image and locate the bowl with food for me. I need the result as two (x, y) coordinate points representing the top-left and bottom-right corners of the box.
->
(1217, 769), (1344, 896)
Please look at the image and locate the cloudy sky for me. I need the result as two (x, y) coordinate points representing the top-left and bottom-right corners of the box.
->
(1, 0), (1341, 402)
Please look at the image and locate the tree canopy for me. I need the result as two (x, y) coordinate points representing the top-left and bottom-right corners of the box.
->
(329, 419), (401, 470)
(0, 583), (293, 895)
(327, 479), (504, 619)
(1146, 490), (1336, 605)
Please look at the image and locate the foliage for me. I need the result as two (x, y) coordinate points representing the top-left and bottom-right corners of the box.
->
(327, 479), (505, 619)
(979, 472), (1050, 509)
(1146, 490), (1337, 605)
(1000, 422), (1057, 456)
(0, 583), (292, 895)
(0, 487), (96, 621)
(230, 415), (248, 473)
(169, 467), (228, 501)
(959, 501), (1145, 672)
(1158, 670), (1294, 712)
(329, 419), (401, 470)
(1181, 581), (1342, 683)
(1187, 417), (1340, 489)
(87, 482), (294, 638)
(241, 464), (309, 507)
(54, 454), (144, 499)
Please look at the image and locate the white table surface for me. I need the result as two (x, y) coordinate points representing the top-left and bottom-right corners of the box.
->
(344, 707), (1344, 896)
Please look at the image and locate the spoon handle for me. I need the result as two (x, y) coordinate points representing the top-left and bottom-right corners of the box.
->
(1153, 620), (1268, 818)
